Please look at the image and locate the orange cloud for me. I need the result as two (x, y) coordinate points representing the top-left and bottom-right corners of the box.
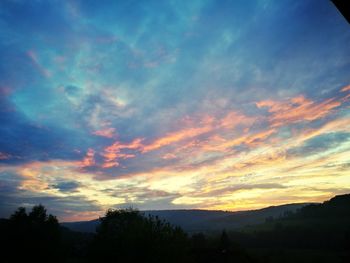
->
(97, 110), (261, 172)
(341, 84), (350, 92)
(219, 111), (256, 129)
(142, 126), (212, 153)
(103, 138), (143, 153)
(256, 95), (342, 127)
(101, 138), (143, 168)
(98, 86), (349, 174)
(142, 111), (255, 153)
(80, 148), (95, 167)
(101, 160), (119, 168)
(340, 84), (350, 102)
(194, 128), (276, 153)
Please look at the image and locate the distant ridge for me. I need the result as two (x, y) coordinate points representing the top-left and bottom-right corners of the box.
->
(61, 202), (310, 233)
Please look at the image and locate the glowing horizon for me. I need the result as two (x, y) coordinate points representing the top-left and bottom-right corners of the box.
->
(0, 0), (350, 221)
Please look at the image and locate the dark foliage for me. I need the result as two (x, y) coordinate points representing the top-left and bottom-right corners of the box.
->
(2, 205), (61, 263)
(226, 194), (350, 262)
(88, 208), (190, 262)
(1, 194), (349, 263)
(0, 205), (254, 263)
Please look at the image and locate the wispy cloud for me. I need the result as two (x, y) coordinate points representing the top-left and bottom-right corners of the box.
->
(92, 128), (116, 138)
(256, 95), (343, 127)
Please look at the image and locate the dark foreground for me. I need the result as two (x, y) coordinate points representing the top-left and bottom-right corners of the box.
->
(1, 194), (349, 263)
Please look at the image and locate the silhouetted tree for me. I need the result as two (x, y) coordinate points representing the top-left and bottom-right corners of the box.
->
(89, 208), (189, 263)
(4, 205), (61, 263)
(10, 207), (27, 222)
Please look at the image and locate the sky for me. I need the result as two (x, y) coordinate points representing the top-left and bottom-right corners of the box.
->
(0, 0), (350, 221)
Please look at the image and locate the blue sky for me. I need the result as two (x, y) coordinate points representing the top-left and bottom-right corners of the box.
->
(1, 0), (350, 221)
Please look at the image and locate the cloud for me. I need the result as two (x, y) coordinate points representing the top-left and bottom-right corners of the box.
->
(256, 95), (342, 127)
(141, 111), (256, 153)
(92, 127), (116, 138)
(80, 148), (95, 167)
(101, 138), (143, 168)
(0, 109), (85, 164)
(287, 132), (350, 157)
(51, 181), (81, 193)
(195, 183), (287, 197)
(0, 152), (11, 160)
(142, 126), (212, 152)
(0, 170), (101, 221)
(64, 85), (80, 96)
(102, 186), (181, 206)
(341, 85), (350, 92)
(78, 86), (350, 179)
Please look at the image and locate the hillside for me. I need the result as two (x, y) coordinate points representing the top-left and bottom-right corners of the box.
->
(228, 194), (350, 263)
(62, 203), (309, 233)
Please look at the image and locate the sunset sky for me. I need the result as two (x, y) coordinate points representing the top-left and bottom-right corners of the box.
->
(1, 0), (350, 221)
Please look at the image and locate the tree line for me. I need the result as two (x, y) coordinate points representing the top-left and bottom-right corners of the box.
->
(0, 205), (254, 263)
(1, 193), (349, 263)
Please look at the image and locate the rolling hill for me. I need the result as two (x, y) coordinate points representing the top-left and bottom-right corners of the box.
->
(62, 202), (309, 233)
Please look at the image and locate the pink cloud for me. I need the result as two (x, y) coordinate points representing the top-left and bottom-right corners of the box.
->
(96, 86), (349, 172)
(0, 152), (11, 160)
(80, 148), (95, 167)
(341, 84), (350, 92)
(142, 126), (212, 153)
(93, 128), (116, 138)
